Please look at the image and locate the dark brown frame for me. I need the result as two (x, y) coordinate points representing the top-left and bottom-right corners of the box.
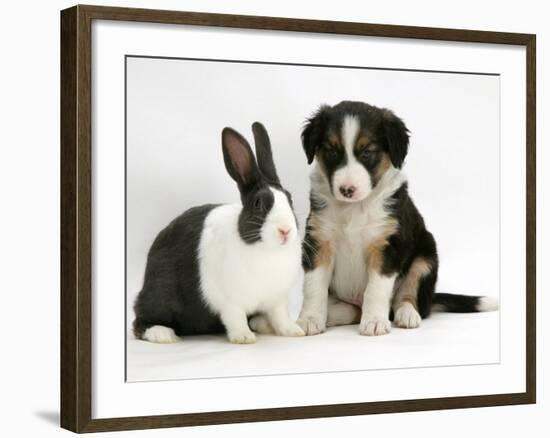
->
(60, 4), (536, 433)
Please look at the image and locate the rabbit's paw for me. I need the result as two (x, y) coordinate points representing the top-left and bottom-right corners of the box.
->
(276, 322), (305, 337)
(142, 325), (179, 344)
(228, 330), (257, 344)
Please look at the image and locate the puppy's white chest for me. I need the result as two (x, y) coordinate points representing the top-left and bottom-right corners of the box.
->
(331, 233), (368, 305)
(328, 201), (391, 305)
(328, 210), (371, 304)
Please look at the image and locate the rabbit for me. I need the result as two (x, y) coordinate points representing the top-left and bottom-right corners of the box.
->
(132, 122), (305, 344)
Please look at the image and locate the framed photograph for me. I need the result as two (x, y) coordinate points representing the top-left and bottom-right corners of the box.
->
(60, 4), (536, 433)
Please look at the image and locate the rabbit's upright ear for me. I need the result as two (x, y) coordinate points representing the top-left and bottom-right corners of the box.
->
(252, 122), (280, 185)
(222, 127), (261, 191)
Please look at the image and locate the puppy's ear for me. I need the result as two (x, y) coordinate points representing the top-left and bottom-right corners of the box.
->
(301, 105), (331, 165)
(380, 109), (410, 169)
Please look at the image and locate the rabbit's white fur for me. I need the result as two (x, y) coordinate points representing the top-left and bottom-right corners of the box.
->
(198, 188), (304, 343)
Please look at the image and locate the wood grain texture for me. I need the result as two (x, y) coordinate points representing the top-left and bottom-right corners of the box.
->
(60, 5), (78, 432)
(60, 4), (536, 433)
(525, 34), (536, 404)
(81, 392), (534, 433)
(78, 4), (533, 44)
(61, 5), (93, 432)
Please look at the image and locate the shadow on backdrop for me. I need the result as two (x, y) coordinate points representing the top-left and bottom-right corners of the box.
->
(34, 411), (59, 427)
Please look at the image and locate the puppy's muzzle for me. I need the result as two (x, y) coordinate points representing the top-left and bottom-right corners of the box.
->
(339, 185), (356, 199)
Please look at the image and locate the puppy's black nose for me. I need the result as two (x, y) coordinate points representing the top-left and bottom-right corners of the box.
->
(339, 185), (356, 199)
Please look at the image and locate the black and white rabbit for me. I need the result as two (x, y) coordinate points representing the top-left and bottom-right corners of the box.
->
(133, 122), (304, 344)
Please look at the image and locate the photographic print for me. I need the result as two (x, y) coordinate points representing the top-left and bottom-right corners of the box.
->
(125, 57), (501, 382)
(60, 5), (535, 432)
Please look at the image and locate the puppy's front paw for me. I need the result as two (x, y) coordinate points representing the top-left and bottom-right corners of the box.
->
(276, 322), (305, 337)
(359, 317), (391, 336)
(297, 316), (326, 336)
(394, 303), (421, 329)
(228, 330), (257, 344)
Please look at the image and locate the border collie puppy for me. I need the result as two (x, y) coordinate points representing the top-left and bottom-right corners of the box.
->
(296, 101), (498, 336)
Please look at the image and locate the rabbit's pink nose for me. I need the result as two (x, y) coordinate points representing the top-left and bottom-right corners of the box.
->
(278, 228), (290, 241)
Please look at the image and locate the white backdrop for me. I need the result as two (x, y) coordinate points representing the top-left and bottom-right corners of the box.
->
(1, 0), (546, 437)
(126, 57), (500, 322)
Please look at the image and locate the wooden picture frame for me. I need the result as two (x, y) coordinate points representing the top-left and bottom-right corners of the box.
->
(60, 4), (536, 433)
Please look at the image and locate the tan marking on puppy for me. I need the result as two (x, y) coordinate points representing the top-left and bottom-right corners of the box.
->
(307, 214), (333, 268)
(316, 131), (344, 178)
(354, 135), (371, 153)
(328, 132), (341, 148)
(373, 153), (392, 186)
(366, 239), (385, 273)
(316, 132), (336, 177)
(365, 219), (399, 272)
(307, 213), (323, 235)
(317, 239), (333, 267)
(315, 152), (329, 177)
(393, 257), (433, 309)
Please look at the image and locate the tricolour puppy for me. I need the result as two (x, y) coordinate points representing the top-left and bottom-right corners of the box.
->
(296, 101), (498, 336)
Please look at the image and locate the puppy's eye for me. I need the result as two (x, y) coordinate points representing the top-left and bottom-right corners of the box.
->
(360, 146), (377, 159)
(325, 148), (338, 160)
(254, 198), (263, 209)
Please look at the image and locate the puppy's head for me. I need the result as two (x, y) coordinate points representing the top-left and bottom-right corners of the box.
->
(302, 101), (409, 203)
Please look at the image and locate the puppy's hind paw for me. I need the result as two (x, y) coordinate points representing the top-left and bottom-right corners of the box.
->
(249, 315), (275, 334)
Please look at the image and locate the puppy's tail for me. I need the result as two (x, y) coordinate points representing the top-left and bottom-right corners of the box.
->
(432, 293), (498, 313)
